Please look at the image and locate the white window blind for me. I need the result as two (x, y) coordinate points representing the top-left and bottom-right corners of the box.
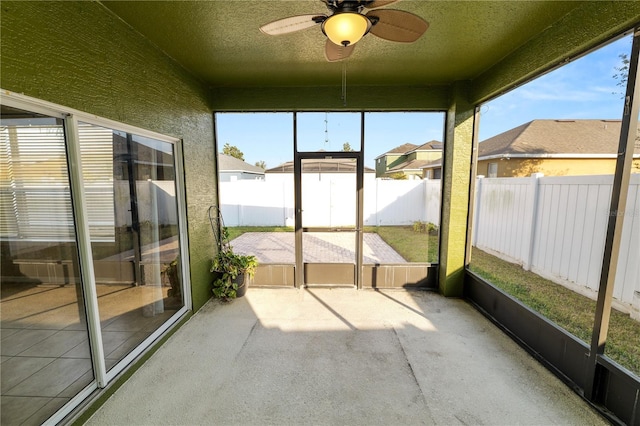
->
(0, 123), (75, 241)
(0, 122), (115, 242)
(78, 123), (115, 242)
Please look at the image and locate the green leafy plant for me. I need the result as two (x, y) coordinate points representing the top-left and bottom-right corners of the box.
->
(413, 221), (438, 235)
(426, 222), (438, 235)
(222, 142), (245, 161)
(164, 256), (181, 300)
(389, 172), (407, 180)
(210, 242), (258, 302)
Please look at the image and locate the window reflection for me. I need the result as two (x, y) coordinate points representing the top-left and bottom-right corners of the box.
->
(0, 106), (94, 425)
(78, 124), (183, 370)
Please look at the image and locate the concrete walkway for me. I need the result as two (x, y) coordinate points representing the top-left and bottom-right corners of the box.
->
(231, 232), (407, 264)
(87, 289), (605, 425)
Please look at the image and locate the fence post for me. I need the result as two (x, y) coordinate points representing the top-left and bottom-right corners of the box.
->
(472, 176), (483, 247)
(523, 173), (543, 271)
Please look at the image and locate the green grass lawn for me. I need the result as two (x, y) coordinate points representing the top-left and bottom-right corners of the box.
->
(226, 226), (293, 242)
(469, 247), (640, 377)
(365, 226), (438, 263)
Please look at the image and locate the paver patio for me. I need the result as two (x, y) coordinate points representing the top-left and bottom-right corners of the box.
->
(230, 232), (407, 264)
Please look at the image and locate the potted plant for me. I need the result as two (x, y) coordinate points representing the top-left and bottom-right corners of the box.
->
(164, 255), (182, 304)
(210, 244), (258, 301)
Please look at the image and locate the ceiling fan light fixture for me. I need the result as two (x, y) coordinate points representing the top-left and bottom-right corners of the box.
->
(322, 12), (371, 47)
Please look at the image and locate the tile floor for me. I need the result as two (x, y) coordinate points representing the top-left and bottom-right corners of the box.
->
(1, 282), (178, 425)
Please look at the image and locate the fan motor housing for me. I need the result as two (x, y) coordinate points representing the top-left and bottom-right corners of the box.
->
(326, 0), (367, 13)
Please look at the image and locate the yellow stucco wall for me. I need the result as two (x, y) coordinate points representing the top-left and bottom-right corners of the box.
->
(439, 82), (474, 297)
(415, 151), (443, 162)
(478, 158), (640, 177)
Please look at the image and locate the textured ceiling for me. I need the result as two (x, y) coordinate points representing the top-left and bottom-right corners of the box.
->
(102, 0), (585, 89)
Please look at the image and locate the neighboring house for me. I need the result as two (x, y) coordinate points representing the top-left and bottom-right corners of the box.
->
(422, 158), (444, 179)
(374, 141), (443, 179)
(374, 143), (417, 177)
(422, 119), (640, 178)
(265, 157), (375, 181)
(218, 153), (265, 181)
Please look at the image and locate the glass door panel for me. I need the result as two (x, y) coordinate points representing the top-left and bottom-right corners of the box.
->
(298, 155), (360, 286)
(1, 106), (94, 425)
(301, 161), (357, 229)
(78, 123), (184, 371)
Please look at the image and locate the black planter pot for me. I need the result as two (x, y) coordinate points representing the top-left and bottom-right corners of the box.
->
(234, 273), (248, 298)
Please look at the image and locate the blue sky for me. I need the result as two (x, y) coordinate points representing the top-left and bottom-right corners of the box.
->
(216, 34), (632, 169)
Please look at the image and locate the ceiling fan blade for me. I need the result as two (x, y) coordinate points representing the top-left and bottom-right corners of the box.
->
(367, 9), (428, 43)
(260, 14), (326, 35)
(325, 39), (356, 62)
(367, 0), (400, 9)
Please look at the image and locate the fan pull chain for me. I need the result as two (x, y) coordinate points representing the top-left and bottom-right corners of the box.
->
(341, 61), (347, 106)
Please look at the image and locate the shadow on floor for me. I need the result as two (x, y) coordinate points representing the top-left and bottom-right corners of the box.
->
(85, 288), (606, 425)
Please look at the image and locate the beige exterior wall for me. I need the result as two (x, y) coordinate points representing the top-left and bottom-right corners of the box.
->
(415, 151), (443, 162)
(377, 153), (404, 177)
(375, 156), (388, 177)
(478, 158), (640, 177)
(384, 151), (443, 178)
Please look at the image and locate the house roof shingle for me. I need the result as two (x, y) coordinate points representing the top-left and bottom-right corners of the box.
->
(218, 153), (265, 174)
(411, 140), (444, 151)
(421, 119), (640, 170)
(387, 143), (419, 154)
(374, 143), (419, 160)
(387, 158), (437, 173)
(375, 141), (443, 160)
(478, 119), (639, 157)
(265, 158), (375, 174)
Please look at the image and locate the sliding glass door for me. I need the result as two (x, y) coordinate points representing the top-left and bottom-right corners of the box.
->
(1, 97), (189, 425)
(1, 106), (95, 425)
(77, 123), (185, 372)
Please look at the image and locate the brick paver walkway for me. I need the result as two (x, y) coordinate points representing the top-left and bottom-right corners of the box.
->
(230, 232), (406, 264)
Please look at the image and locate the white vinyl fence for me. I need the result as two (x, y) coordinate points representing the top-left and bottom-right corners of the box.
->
(219, 175), (441, 227)
(220, 173), (639, 319)
(473, 174), (640, 319)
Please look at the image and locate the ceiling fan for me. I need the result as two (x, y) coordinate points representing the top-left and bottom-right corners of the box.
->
(259, 0), (429, 62)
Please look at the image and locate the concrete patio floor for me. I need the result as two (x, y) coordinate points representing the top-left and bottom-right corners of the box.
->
(86, 288), (605, 425)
